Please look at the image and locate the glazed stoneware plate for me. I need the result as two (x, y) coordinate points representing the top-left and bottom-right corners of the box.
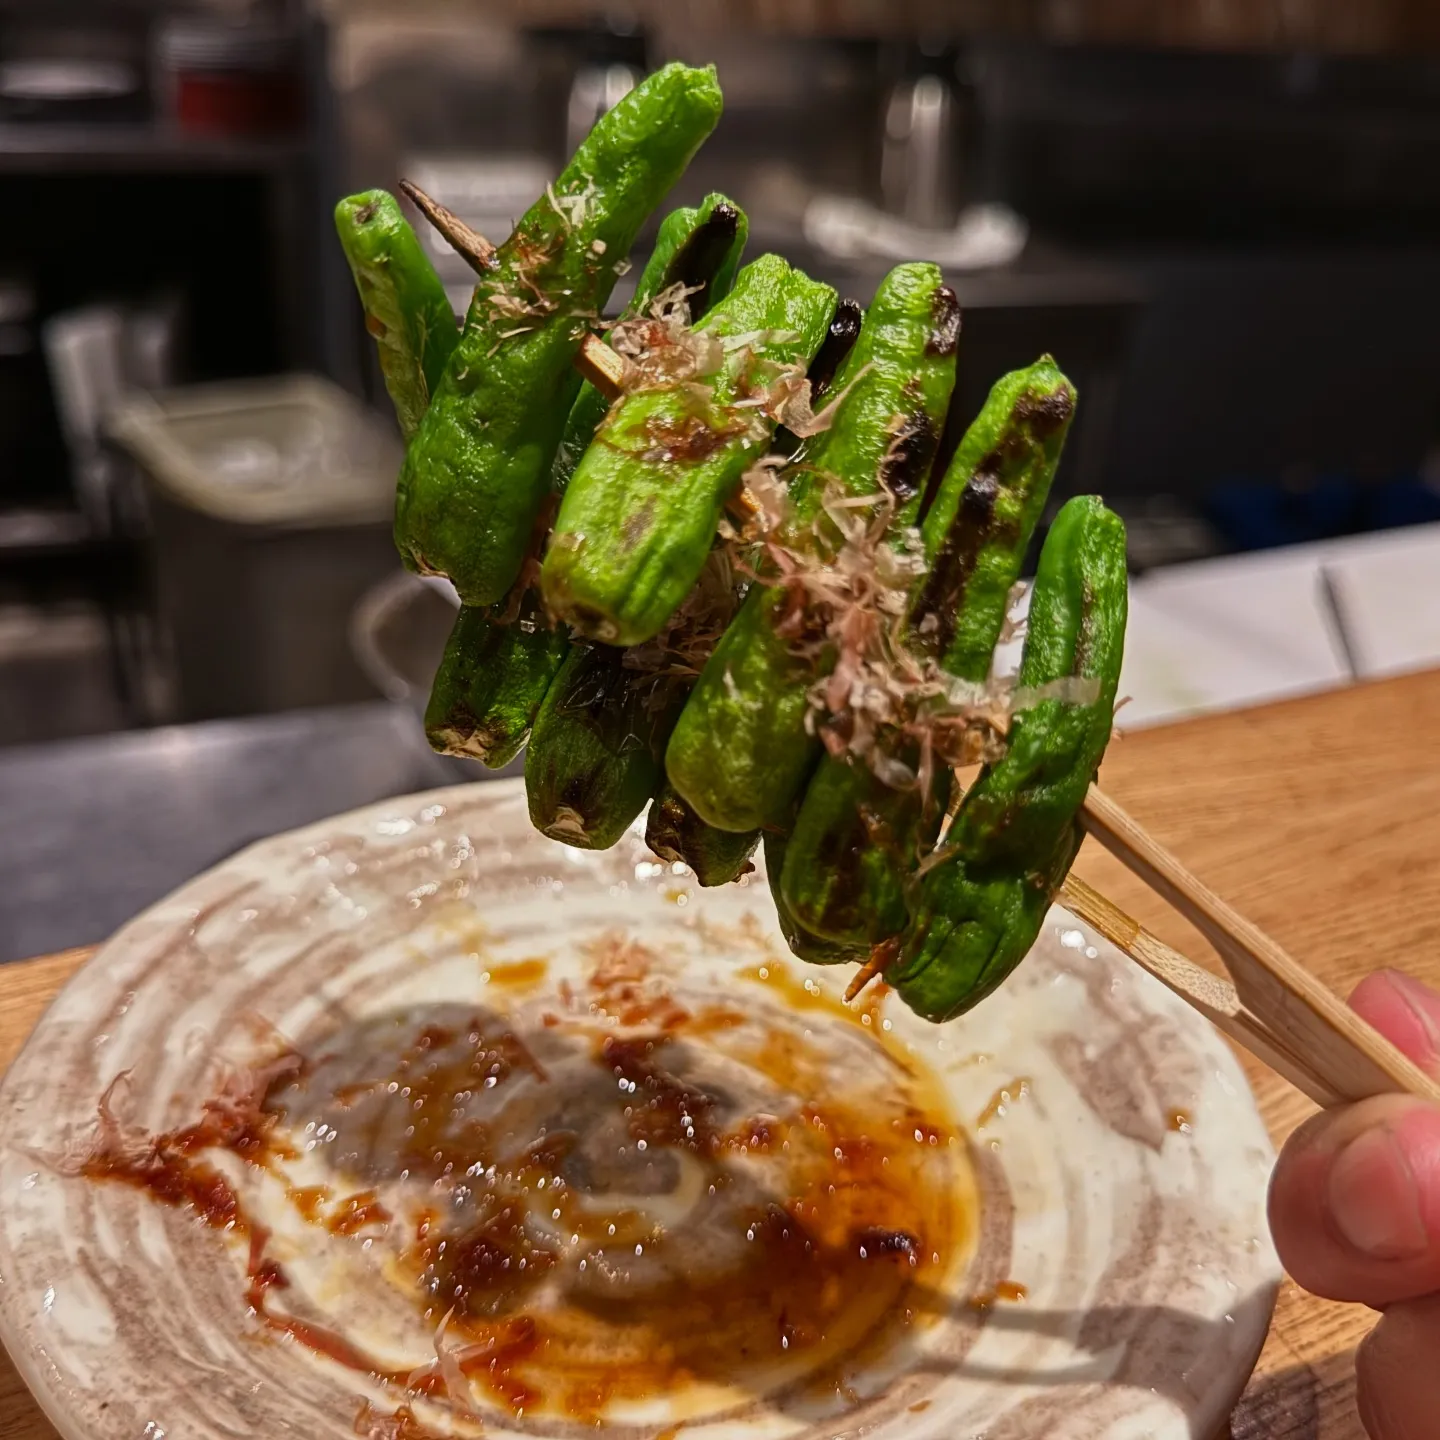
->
(0, 780), (1280, 1440)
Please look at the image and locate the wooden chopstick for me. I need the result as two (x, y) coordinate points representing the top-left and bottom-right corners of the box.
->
(1070, 785), (1440, 1109)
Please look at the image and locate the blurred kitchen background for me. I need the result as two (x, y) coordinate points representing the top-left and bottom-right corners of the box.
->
(4, 0), (1440, 957)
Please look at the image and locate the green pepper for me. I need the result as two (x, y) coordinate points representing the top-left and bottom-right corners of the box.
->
(542, 253), (838, 647)
(523, 208), (753, 843)
(526, 643), (678, 850)
(550, 193), (748, 498)
(780, 358), (1077, 948)
(334, 190), (459, 442)
(396, 62), (723, 606)
(914, 356), (1078, 681)
(423, 594), (569, 767)
(665, 263), (960, 835)
(645, 782), (760, 886)
(426, 196), (747, 766)
(636, 296), (861, 880)
(887, 495), (1128, 1022)
(763, 833), (865, 966)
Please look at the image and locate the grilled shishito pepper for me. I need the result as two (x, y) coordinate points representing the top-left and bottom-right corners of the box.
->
(426, 197), (748, 767)
(646, 782), (760, 886)
(423, 595), (569, 768)
(665, 263), (961, 836)
(641, 296), (862, 884)
(526, 644), (676, 850)
(887, 495), (1128, 1023)
(781, 357), (1077, 948)
(542, 253), (838, 648)
(396, 62), (723, 607)
(764, 833), (864, 965)
(334, 190), (459, 442)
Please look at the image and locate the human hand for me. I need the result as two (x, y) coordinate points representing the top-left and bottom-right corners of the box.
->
(1268, 969), (1440, 1440)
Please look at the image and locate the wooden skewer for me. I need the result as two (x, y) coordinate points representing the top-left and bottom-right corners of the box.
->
(845, 939), (897, 1004)
(576, 333), (630, 399)
(394, 184), (632, 401)
(398, 179), (497, 274)
(1072, 785), (1440, 1108)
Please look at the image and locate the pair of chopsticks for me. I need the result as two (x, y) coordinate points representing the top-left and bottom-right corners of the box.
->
(1062, 786), (1440, 1110)
(398, 184), (1435, 1110)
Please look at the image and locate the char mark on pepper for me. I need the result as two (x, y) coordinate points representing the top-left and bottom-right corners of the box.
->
(1012, 384), (1074, 437)
(667, 204), (741, 314)
(807, 299), (864, 400)
(925, 286), (961, 357)
(911, 470), (1007, 655)
(878, 385), (942, 504)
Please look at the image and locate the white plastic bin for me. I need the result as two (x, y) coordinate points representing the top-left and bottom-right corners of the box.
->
(107, 375), (404, 721)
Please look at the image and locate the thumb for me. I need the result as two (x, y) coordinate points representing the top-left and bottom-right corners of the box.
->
(1269, 970), (1440, 1309)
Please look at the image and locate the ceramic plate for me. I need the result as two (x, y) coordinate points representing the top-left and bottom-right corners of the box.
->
(0, 781), (1279, 1440)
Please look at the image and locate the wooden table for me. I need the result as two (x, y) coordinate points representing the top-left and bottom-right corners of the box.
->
(6, 669), (1440, 1440)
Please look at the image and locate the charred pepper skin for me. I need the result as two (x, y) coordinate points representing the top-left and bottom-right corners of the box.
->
(396, 63), (723, 607)
(772, 297), (863, 459)
(665, 263), (958, 836)
(542, 253), (837, 648)
(334, 190), (459, 442)
(525, 644), (678, 850)
(888, 496), (1128, 1023)
(763, 833), (865, 966)
(426, 198), (747, 767)
(424, 596), (570, 767)
(781, 358), (1077, 948)
(914, 356), (1077, 681)
(646, 782), (760, 886)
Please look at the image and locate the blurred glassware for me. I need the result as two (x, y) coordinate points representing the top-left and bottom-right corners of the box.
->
(0, 18), (147, 125)
(803, 192), (1027, 269)
(41, 299), (184, 534)
(881, 41), (964, 230)
(564, 18), (646, 158)
(350, 568), (493, 785)
(745, 160), (1026, 270)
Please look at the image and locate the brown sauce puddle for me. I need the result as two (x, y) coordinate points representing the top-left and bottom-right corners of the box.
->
(81, 934), (970, 1426)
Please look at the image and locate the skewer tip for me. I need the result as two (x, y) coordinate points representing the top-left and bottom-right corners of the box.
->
(398, 178), (498, 275)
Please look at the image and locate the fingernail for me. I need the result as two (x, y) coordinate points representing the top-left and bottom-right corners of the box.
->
(1388, 972), (1440, 1065)
(1328, 1126), (1430, 1261)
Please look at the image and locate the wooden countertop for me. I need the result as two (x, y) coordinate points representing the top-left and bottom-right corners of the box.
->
(6, 669), (1440, 1440)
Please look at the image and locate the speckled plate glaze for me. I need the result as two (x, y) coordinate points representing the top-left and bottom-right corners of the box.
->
(0, 780), (1280, 1440)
